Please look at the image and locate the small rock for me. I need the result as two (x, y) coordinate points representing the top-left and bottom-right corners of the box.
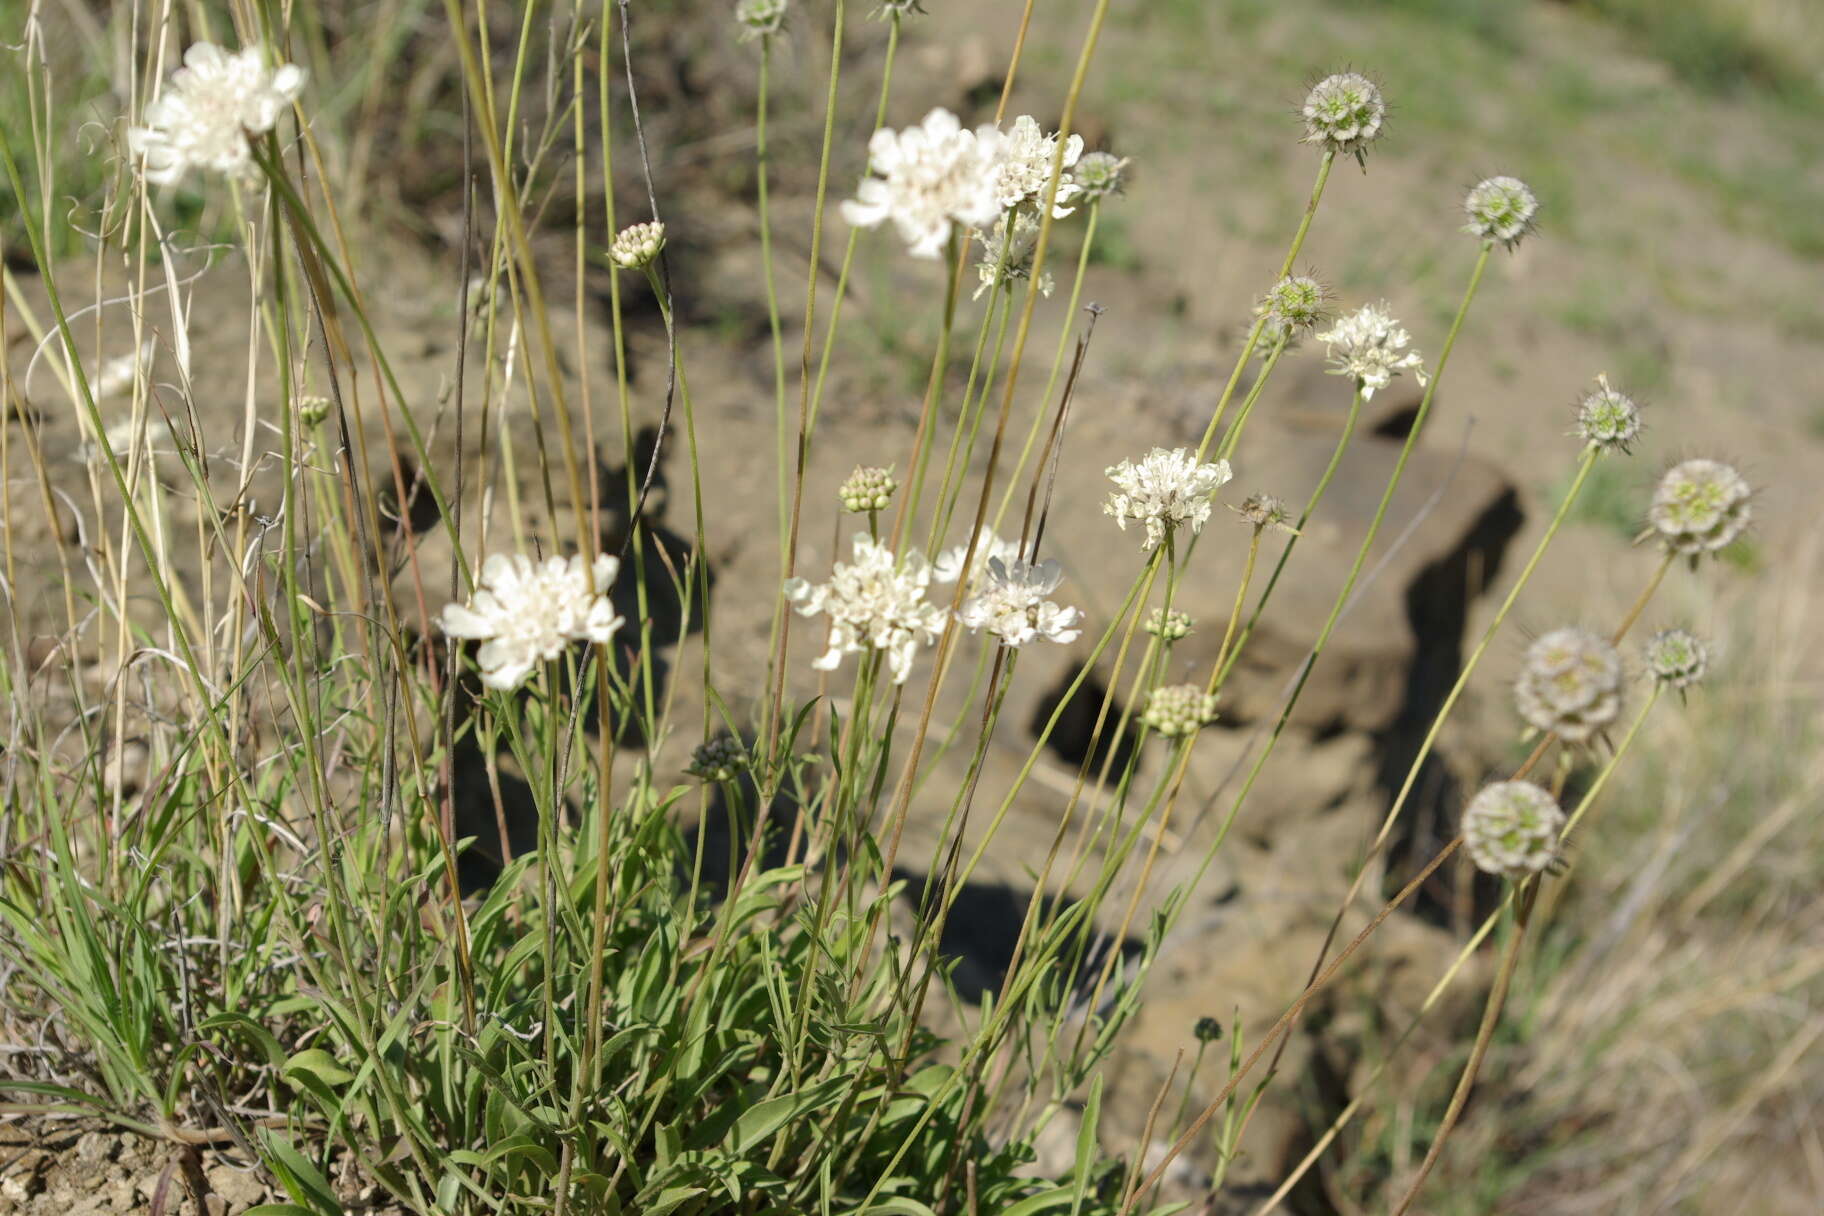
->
(73, 1131), (115, 1164)
(102, 739), (150, 799)
(205, 1163), (268, 1208)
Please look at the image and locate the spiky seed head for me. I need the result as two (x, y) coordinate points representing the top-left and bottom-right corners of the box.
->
(1301, 73), (1386, 163)
(1464, 176), (1540, 250)
(1235, 492), (1295, 533)
(297, 394), (332, 428)
(1574, 375), (1641, 452)
(735, 0), (788, 38)
(609, 221), (666, 270)
(1255, 275), (1331, 349)
(1463, 780), (1565, 879)
(1648, 458), (1751, 558)
(688, 735), (751, 783)
(839, 465), (898, 514)
(1142, 683), (1218, 738)
(1645, 628), (1709, 690)
(1193, 1016), (1224, 1043)
(1145, 608), (1194, 642)
(873, 0), (925, 17)
(1513, 626), (1625, 744)
(1072, 151), (1130, 201)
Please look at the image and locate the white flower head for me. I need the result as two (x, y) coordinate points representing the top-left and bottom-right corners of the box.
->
(609, 221), (666, 270)
(933, 527), (1024, 591)
(990, 115), (1083, 217)
(128, 42), (306, 185)
(439, 553), (624, 690)
(957, 557), (1083, 648)
(784, 534), (946, 684)
(1315, 302), (1428, 399)
(974, 208), (1055, 299)
(841, 109), (1005, 259)
(1104, 448), (1234, 553)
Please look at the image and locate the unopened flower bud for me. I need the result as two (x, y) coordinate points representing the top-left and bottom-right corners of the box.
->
(297, 394), (332, 428)
(688, 735), (750, 783)
(609, 221), (666, 270)
(1145, 608), (1194, 642)
(1142, 684), (1218, 738)
(839, 465), (898, 514)
(1194, 1016), (1224, 1044)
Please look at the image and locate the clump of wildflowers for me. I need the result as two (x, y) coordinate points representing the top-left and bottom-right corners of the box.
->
(1146, 608), (1194, 642)
(784, 534), (946, 684)
(609, 221), (666, 270)
(957, 557), (1083, 647)
(1315, 303), (1427, 399)
(1254, 275), (1330, 350)
(1463, 781), (1565, 879)
(1644, 628), (1709, 691)
(990, 115), (1084, 216)
(1142, 684), (1219, 738)
(839, 465), (898, 514)
(1513, 626), (1625, 744)
(1105, 448), (1234, 553)
(1301, 72), (1385, 163)
(1072, 151), (1130, 201)
(128, 42), (306, 185)
(1464, 176), (1540, 250)
(1648, 458), (1751, 559)
(1574, 375), (1641, 453)
(842, 109), (1004, 259)
(735, 0), (788, 39)
(688, 735), (751, 782)
(438, 553), (625, 690)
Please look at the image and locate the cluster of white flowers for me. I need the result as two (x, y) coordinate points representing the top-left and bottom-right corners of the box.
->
(843, 110), (1087, 259)
(957, 557), (1082, 647)
(841, 109), (1006, 259)
(974, 209), (1054, 299)
(439, 553), (625, 690)
(1104, 448), (1233, 553)
(609, 221), (666, 270)
(128, 42), (306, 185)
(1316, 303), (1428, 399)
(785, 534), (946, 684)
(989, 115), (1083, 216)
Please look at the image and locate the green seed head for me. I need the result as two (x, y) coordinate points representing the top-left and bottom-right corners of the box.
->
(1463, 780), (1565, 879)
(1464, 175), (1540, 250)
(1514, 626), (1625, 744)
(1574, 375), (1641, 453)
(735, 0), (788, 39)
(1301, 72), (1386, 163)
(1073, 151), (1131, 201)
(1645, 628), (1709, 690)
(1648, 458), (1751, 558)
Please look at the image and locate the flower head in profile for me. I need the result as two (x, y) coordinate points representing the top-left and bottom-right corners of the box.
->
(128, 42), (306, 185)
(974, 209), (1054, 299)
(735, 0), (788, 39)
(1315, 303), (1428, 399)
(784, 534), (946, 684)
(1301, 72), (1385, 164)
(1648, 458), (1751, 559)
(1463, 781), (1564, 879)
(957, 557), (1083, 647)
(841, 109), (1004, 259)
(933, 527), (1024, 591)
(1574, 375), (1641, 453)
(1513, 626), (1624, 744)
(1464, 176), (1540, 250)
(990, 115), (1083, 217)
(1072, 151), (1130, 202)
(1105, 448), (1233, 552)
(439, 553), (624, 690)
